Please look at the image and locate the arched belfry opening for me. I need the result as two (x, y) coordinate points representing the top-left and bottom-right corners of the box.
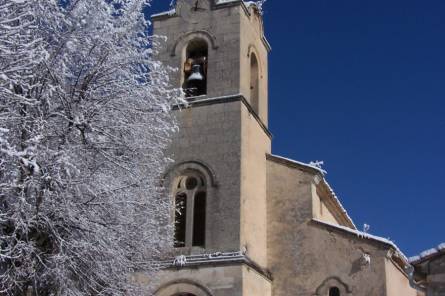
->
(250, 52), (260, 114)
(183, 39), (208, 97)
(173, 172), (207, 248)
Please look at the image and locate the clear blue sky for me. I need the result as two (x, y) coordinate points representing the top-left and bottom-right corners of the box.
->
(148, 0), (445, 257)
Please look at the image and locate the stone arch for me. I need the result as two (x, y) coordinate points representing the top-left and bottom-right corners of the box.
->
(314, 276), (352, 296)
(155, 279), (213, 296)
(247, 44), (263, 78)
(183, 38), (208, 97)
(163, 160), (218, 188)
(170, 30), (219, 57)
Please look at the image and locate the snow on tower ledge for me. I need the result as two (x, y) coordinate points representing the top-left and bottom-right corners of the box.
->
(151, 1), (260, 18)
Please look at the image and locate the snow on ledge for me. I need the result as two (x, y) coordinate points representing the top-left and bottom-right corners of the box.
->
(313, 218), (409, 263)
(151, 8), (176, 18)
(269, 154), (327, 175)
(151, 1), (255, 18)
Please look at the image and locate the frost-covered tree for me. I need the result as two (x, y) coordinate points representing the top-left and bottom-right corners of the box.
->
(0, 0), (181, 295)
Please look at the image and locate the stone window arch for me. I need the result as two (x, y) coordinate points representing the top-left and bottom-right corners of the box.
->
(173, 171), (207, 248)
(182, 38), (208, 97)
(155, 280), (213, 296)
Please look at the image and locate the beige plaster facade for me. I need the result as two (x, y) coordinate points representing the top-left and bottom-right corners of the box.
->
(147, 1), (421, 295)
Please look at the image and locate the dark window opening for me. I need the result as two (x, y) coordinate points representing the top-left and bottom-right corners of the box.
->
(192, 191), (206, 247)
(250, 53), (259, 114)
(174, 193), (187, 248)
(185, 176), (198, 190)
(183, 39), (208, 97)
(329, 287), (340, 296)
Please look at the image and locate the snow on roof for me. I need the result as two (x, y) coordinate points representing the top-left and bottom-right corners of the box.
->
(269, 154), (327, 175)
(321, 179), (356, 229)
(313, 219), (409, 264)
(409, 243), (445, 264)
(268, 154), (355, 228)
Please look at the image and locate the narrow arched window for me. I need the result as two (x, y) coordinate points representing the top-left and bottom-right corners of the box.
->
(329, 287), (340, 296)
(173, 172), (207, 248)
(250, 53), (259, 114)
(174, 192), (187, 247)
(183, 39), (208, 97)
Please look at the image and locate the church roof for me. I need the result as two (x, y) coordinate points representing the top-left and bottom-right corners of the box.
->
(409, 243), (445, 265)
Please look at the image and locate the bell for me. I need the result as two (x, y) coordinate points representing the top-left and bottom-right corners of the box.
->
(187, 64), (204, 82)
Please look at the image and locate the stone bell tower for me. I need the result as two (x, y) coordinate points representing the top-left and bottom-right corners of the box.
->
(150, 1), (272, 295)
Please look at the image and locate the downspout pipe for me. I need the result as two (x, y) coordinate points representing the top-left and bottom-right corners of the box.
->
(406, 265), (427, 294)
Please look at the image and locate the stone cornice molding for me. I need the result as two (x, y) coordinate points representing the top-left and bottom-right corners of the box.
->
(172, 94), (272, 139)
(157, 251), (272, 281)
(170, 30), (219, 57)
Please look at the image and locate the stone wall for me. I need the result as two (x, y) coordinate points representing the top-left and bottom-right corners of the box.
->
(153, 2), (242, 98)
(165, 100), (242, 253)
(266, 158), (417, 296)
(239, 4), (269, 124)
(427, 254), (445, 295)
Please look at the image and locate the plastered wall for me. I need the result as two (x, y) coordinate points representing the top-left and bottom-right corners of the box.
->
(385, 258), (418, 296)
(240, 104), (271, 268)
(311, 182), (341, 225)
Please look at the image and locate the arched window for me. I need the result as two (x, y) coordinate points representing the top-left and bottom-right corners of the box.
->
(250, 53), (260, 114)
(174, 192), (187, 247)
(183, 39), (208, 97)
(173, 172), (207, 248)
(329, 287), (340, 296)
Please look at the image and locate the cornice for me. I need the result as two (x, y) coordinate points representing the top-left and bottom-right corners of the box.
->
(157, 251), (272, 281)
(172, 93), (272, 139)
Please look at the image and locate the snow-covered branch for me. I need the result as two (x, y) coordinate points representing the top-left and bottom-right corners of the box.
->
(0, 0), (181, 295)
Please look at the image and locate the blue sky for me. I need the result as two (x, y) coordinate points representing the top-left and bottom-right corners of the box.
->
(148, 0), (445, 257)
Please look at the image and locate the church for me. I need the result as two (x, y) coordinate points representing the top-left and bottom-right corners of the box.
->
(144, 1), (423, 295)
